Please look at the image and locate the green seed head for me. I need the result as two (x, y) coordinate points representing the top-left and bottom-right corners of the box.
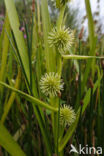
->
(60, 104), (76, 127)
(40, 72), (64, 97)
(48, 27), (75, 55)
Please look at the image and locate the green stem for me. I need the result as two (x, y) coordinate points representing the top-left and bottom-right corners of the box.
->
(1, 68), (21, 123)
(51, 4), (66, 154)
(50, 97), (59, 153)
(57, 52), (62, 75)
(0, 14), (10, 117)
(57, 99), (60, 156)
(81, 0), (96, 94)
(0, 15), (10, 83)
(77, 39), (83, 142)
(62, 55), (104, 60)
(89, 87), (93, 146)
(78, 40), (81, 101)
(57, 5), (66, 29)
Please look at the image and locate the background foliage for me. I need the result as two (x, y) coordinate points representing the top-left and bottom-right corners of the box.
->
(0, 0), (104, 155)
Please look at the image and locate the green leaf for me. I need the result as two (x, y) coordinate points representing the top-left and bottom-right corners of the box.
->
(41, 0), (56, 72)
(1, 69), (21, 123)
(4, 0), (30, 83)
(62, 54), (104, 60)
(0, 123), (26, 156)
(0, 81), (58, 112)
(81, 0), (97, 93)
(0, 18), (5, 61)
(0, 14), (10, 82)
(82, 88), (91, 114)
(56, 0), (60, 8)
(82, 74), (102, 114)
(85, 0), (95, 49)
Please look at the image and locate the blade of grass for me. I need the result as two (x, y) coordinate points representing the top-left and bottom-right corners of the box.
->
(41, 0), (50, 72)
(0, 81), (58, 112)
(0, 14), (10, 83)
(25, 21), (32, 90)
(41, 0), (56, 72)
(0, 18), (5, 61)
(81, 0), (97, 93)
(62, 55), (104, 60)
(1, 68), (21, 123)
(4, 0), (30, 83)
(0, 14), (10, 117)
(0, 122), (26, 156)
(82, 73), (102, 114)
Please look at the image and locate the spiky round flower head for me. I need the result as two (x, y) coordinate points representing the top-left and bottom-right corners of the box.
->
(40, 72), (64, 97)
(48, 27), (75, 55)
(60, 104), (76, 127)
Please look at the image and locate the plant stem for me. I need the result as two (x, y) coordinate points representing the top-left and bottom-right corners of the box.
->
(57, 99), (60, 156)
(1, 68), (21, 123)
(82, 0), (96, 94)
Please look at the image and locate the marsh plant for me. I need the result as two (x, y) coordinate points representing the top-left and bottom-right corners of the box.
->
(0, 0), (104, 155)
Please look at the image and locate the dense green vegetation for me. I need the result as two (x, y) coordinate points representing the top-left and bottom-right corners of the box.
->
(0, 0), (104, 155)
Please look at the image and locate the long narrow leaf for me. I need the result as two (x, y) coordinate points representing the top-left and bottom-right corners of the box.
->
(1, 69), (21, 123)
(62, 54), (104, 60)
(41, 0), (56, 72)
(0, 14), (10, 82)
(0, 81), (58, 112)
(4, 0), (30, 83)
(81, 0), (96, 93)
(0, 123), (26, 156)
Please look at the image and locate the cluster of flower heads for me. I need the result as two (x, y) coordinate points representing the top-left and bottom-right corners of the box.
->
(40, 72), (64, 97)
(51, 0), (70, 8)
(48, 26), (75, 55)
(40, 73), (76, 127)
(60, 104), (76, 127)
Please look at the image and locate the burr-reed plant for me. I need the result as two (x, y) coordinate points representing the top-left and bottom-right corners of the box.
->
(0, 0), (104, 155)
